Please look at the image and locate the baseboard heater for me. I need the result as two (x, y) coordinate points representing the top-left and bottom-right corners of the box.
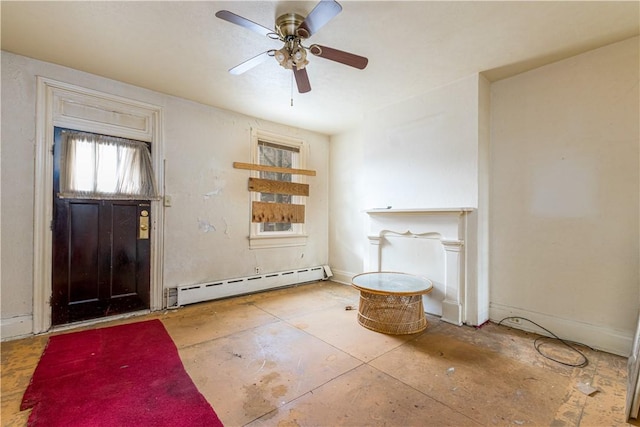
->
(175, 266), (327, 307)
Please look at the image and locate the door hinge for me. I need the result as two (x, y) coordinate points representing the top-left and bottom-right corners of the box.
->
(50, 219), (54, 231)
(51, 144), (55, 155)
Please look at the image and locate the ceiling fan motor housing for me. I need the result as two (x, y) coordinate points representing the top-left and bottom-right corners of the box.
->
(276, 13), (306, 39)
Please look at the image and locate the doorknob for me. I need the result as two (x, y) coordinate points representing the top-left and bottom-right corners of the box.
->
(139, 210), (150, 239)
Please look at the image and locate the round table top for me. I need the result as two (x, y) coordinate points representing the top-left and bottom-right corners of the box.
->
(351, 272), (433, 295)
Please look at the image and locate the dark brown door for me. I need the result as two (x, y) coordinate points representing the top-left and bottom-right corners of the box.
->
(51, 128), (151, 325)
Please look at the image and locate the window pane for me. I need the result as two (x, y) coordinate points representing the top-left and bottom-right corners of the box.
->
(258, 140), (298, 233)
(95, 141), (119, 193)
(70, 139), (95, 192)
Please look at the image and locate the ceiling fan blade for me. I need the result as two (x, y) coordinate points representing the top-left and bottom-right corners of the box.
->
(296, 0), (342, 38)
(309, 44), (368, 70)
(215, 10), (273, 37)
(293, 68), (311, 93)
(229, 51), (272, 75)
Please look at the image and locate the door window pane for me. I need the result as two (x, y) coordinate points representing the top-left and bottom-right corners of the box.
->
(60, 130), (157, 200)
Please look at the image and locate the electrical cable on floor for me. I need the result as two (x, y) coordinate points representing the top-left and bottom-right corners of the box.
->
(497, 316), (592, 368)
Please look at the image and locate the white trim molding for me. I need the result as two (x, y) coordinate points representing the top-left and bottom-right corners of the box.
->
(490, 302), (634, 357)
(441, 239), (465, 325)
(330, 268), (359, 286)
(33, 77), (164, 334)
(1, 315), (33, 340)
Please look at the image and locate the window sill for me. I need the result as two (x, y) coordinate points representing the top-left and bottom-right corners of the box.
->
(249, 234), (308, 249)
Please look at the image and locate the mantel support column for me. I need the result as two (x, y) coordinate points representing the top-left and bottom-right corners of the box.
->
(366, 235), (382, 272)
(441, 239), (464, 326)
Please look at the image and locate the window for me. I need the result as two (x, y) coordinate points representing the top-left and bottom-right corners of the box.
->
(258, 141), (298, 232)
(59, 130), (158, 200)
(250, 130), (308, 248)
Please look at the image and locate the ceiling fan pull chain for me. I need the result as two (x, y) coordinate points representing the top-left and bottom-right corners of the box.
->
(290, 72), (294, 107)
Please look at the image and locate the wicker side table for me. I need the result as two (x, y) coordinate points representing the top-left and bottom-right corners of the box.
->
(351, 272), (433, 335)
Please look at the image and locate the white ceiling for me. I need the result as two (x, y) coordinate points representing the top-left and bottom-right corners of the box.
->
(2, 1), (638, 135)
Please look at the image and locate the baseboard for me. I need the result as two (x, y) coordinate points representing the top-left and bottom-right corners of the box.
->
(465, 305), (490, 327)
(176, 266), (326, 306)
(1, 315), (33, 341)
(490, 302), (634, 357)
(442, 300), (463, 326)
(331, 268), (357, 285)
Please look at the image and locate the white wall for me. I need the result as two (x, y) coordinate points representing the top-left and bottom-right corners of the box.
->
(328, 128), (366, 284)
(363, 75), (481, 209)
(490, 37), (640, 355)
(329, 37), (638, 355)
(329, 75), (487, 290)
(1, 51), (329, 338)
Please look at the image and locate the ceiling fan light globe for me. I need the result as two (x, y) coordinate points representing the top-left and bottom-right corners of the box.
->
(295, 59), (309, 71)
(293, 49), (304, 61)
(275, 48), (289, 65)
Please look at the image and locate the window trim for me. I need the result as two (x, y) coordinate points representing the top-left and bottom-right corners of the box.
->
(249, 129), (308, 249)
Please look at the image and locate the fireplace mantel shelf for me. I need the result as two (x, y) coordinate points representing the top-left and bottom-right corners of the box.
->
(366, 208), (475, 214)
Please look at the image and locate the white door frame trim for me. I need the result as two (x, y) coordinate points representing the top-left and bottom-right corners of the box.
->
(33, 77), (164, 333)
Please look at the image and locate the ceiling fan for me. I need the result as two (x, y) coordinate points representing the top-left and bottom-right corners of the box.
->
(215, 0), (368, 94)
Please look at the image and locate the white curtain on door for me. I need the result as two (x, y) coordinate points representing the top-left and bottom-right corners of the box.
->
(59, 130), (158, 200)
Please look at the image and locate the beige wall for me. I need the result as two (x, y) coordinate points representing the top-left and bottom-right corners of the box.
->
(489, 37), (639, 355)
(161, 94), (330, 287)
(1, 51), (330, 338)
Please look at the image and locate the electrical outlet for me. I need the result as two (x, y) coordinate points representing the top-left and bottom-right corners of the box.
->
(255, 267), (261, 274)
(507, 317), (521, 324)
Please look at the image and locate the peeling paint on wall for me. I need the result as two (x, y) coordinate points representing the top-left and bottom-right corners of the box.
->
(201, 169), (226, 199)
(197, 218), (216, 233)
(221, 217), (230, 237)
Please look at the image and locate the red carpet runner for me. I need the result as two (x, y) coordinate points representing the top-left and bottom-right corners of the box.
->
(21, 319), (223, 426)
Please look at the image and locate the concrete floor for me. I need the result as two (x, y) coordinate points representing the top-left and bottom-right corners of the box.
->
(0, 281), (635, 426)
